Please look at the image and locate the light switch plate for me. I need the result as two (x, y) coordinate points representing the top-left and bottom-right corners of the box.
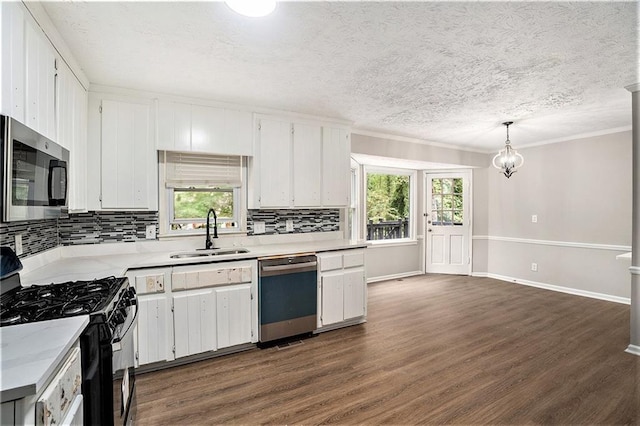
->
(531, 215), (538, 223)
(254, 221), (266, 234)
(146, 225), (156, 239)
(286, 219), (294, 232)
(14, 234), (23, 255)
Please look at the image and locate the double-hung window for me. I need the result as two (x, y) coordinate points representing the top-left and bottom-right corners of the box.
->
(160, 151), (245, 235)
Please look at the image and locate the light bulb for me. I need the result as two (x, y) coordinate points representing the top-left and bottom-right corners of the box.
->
(225, 0), (276, 17)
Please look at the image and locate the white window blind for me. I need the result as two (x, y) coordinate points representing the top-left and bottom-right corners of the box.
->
(163, 151), (242, 188)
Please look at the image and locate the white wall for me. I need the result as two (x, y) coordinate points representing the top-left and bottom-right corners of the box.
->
(475, 130), (632, 301)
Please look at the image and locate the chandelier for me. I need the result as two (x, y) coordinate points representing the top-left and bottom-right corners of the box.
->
(492, 121), (524, 178)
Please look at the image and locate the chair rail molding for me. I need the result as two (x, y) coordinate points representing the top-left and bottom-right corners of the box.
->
(472, 235), (631, 252)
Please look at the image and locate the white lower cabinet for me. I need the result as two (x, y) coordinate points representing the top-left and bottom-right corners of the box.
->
(320, 273), (344, 326)
(136, 295), (171, 365)
(173, 289), (216, 358)
(343, 268), (366, 319)
(215, 284), (253, 349)
(318, 249), (367, 328)
(128, 260), (257, 368)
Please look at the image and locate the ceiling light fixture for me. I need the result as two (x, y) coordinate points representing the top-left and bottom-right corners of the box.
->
(225, 0), (277, 17)
(492, 121), (524, 178)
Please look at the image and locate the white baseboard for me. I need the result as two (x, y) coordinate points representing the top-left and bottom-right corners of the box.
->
(625, 345), (640, 356)
(367, 271), (423, 284)
(471, 272), (630, 305)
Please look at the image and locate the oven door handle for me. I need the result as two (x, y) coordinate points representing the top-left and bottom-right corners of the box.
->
(261, 261), (317, 273)
(112, 304), (138, 351)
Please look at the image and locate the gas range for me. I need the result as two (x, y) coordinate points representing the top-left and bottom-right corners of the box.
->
(0, 276), (135, 334)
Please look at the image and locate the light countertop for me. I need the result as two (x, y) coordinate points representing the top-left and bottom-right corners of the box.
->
(21, 237), (368, 285)
(0, 316), (89, 402)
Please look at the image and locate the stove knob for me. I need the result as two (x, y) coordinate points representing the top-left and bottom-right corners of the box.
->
(113, 311), (126, 325)
(126, 287), (137, 305)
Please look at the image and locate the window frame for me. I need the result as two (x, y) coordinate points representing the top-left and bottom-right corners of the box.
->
(158, 152), (247, 238)
(363, 166), (417, 245)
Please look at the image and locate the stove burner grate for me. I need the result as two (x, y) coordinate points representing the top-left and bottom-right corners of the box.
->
(1, 276), (128, 326)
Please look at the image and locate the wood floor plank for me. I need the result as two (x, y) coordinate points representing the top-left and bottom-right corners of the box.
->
(135, 275), (640, 425)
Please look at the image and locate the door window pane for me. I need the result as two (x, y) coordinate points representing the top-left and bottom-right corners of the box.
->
(431, 177), (464, 227)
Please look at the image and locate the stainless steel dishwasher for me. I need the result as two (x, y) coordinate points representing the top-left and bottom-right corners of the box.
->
(258, 254), (317, 343)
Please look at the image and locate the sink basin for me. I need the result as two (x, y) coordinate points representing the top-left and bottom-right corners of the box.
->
(170, 248), (250, 259)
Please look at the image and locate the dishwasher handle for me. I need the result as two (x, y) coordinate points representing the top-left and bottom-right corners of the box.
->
(261, 261), (317, 273)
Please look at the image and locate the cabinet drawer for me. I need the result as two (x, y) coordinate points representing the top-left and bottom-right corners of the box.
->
(172, 264), (253, 290)
(343, 250), (365, 268)
(319, 254), (343, 272)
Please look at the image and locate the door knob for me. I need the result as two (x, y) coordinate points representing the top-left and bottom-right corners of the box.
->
(428, 229), (432, 232)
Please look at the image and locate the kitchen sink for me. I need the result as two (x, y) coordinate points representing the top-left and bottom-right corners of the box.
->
(170, 248), (250, 259)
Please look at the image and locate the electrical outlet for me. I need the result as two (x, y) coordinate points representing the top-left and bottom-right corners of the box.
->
(155, 275), (164, 291)
(286, 219), (294, 232)
(531, 262), (538, 272)
(14, 234), (23, 256)
(146, 276), (155, 292)
(254, 222), (266, 234)
(531, 215), (538, 223)
(145, 225), (156, 239)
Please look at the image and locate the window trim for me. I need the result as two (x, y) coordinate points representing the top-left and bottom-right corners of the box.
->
(158, 152), (247, 238)
(363, 166), (417, 244)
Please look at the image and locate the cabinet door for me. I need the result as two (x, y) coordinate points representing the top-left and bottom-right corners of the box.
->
(321, 273), (344, 326)
(173, 289), (216, 358)
(224, 109), (253, 156)
(70, 78), (88, 212)
(57, 61), (88, 212)
(137, 295), (170, 366)
(257, 118), (291, 207)
(156, 100), (191, 151)
(292, 122), (322, 206)
(322, 127), (350, 206)
(191, 104), (225, 153)
(1, 1), (26, 121)
(25, 20), (55, 140)
(343, 268), (366, 320)
(215, 284), (252, 349)
(100, 99), (154, 209)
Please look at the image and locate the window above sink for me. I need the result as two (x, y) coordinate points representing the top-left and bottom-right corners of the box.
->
(158, 151), (247, 237)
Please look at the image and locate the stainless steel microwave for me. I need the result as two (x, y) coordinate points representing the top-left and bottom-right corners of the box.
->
(1, 115), (69, 222)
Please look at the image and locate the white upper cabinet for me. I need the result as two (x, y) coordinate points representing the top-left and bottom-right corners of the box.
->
(322, 127), (351, 206)
(255, 117), (292, 208)
(250, 115), (351, 209)
(157, 100), (252, 156)
(56, 60), (88, 212)
(292, 122), (322, 207)
(1, 1), (26, 121)
(25, 21), (55, 140)
(99, 98), (157, 210)
(1, 1), (55, 140)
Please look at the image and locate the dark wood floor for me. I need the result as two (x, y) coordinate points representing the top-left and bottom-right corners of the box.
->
(136, 274), (639, 425)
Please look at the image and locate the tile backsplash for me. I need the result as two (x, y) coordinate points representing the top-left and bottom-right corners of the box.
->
(0, 211), (159, 258)
(1, 209), (339, 258)
(247, 209), (340, 235)
(59, 211), (159, 245)
(0, 219), (59, 258)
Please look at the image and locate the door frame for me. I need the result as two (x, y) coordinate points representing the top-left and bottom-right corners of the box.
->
(423, 169), (473, 275)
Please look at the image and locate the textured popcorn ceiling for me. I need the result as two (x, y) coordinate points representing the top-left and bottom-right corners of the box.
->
(42, 1), (638, 151)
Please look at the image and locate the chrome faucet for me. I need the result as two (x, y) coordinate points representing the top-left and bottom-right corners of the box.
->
(205, 208), (218, 250)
